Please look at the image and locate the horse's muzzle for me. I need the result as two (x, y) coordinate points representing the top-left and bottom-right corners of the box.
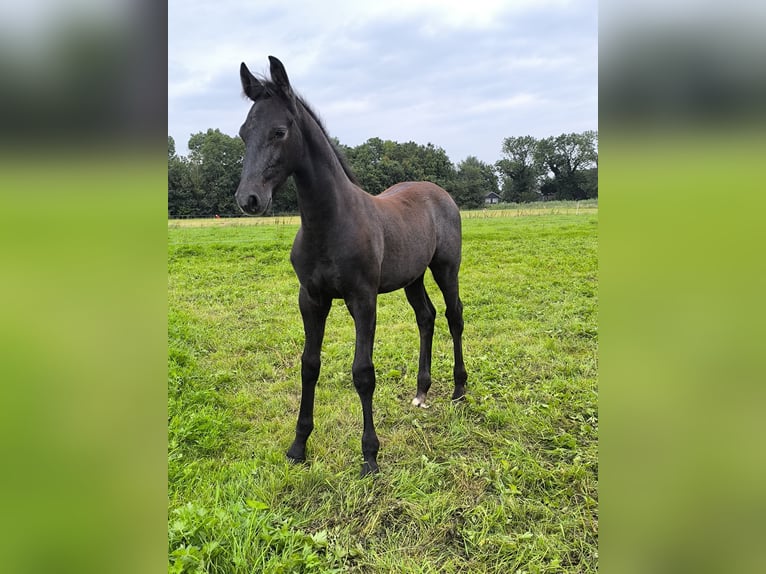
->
(242, 193), (260, 214)
(236, 190), (271, 216)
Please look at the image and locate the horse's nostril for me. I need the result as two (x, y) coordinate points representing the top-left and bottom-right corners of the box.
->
(247, 194), (259, 212)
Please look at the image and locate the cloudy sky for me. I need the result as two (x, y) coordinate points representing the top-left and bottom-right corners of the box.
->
(168, 0), (597, 165)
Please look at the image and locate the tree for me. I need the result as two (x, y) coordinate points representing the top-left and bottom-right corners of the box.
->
(581, 167), (598, 198)
(411, 142), (456, 192)
(535, 131), (598, 200)
(187, 129), (245, 216)
(271, 177), (299, 214)
(495, 131), (599, 202)
(344, 138), (456, 196)
(168, 136), (198, 217)
(344, 137), (388, 194)
(496, 135), (541, 203)
(451, 156), (498, 209)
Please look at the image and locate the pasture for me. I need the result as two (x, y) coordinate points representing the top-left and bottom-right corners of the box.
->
(168, 207), (598, 573)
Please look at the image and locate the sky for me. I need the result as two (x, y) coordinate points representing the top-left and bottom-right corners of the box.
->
(168, 0), (597, 166)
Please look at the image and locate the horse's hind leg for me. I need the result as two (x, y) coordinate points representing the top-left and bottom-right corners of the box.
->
(286, 287), (331, 464)
(404, 274), (436, 408)
(431, 263), (468, 401)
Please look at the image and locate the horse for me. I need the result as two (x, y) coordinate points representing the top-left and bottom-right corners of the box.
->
(235, 56), (467, 477)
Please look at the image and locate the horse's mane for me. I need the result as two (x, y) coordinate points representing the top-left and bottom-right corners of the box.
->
(253, 78), (361, 187)
(296, 95), (362, 187)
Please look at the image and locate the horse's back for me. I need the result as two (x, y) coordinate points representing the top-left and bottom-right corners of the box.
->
(378, 181), (454, 205)
(375, 181), (460, 226)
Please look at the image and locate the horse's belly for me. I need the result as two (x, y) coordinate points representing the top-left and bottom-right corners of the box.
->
(378, 249), (432, 293)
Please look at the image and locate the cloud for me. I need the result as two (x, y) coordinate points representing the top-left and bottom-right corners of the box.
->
(168, 0), (597, 164)
(468, 94), (545, 113)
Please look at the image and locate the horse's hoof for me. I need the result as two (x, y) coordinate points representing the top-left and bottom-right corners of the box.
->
(411, 396), (430, 409)
(360, 461), (380, 478)
(452, 385), (465, 403)
(286, 449), (306, 465)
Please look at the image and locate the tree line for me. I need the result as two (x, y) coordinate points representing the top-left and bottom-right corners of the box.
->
(168, 129), (597, 217)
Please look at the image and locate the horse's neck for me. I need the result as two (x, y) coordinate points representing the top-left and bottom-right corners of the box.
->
(292, 114), (360, 230)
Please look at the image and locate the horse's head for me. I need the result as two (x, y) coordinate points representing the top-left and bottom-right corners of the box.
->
(235, 56), (301, 216)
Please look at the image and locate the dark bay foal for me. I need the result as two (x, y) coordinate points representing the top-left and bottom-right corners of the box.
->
(235, 56), (467, 476)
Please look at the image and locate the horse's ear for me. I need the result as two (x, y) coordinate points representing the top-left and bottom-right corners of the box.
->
(241, 62), (266, 101)
(268, 56), (296, 110)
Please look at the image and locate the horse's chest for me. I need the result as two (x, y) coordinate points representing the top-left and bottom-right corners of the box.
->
(291, 229), (383, 298)
(294, 247), (384, 299)
(290, 252), (345, 297)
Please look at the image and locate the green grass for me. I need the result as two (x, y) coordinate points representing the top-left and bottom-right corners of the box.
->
(168, 207), (598, 573)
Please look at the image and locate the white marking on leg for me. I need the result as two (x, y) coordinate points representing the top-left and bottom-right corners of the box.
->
(411, 396), (430, 409)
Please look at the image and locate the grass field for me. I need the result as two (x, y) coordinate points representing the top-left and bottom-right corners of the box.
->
(168, 207), (598, 573)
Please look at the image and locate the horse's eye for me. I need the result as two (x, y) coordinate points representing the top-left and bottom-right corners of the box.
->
(272, 127), (288, 140)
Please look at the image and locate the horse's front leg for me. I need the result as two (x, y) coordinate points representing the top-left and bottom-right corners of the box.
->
(345, 292), (380, 477)
(286, 287), (331, 464)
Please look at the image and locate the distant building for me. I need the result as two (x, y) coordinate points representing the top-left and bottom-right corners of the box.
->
(484, 192), (501, 205)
